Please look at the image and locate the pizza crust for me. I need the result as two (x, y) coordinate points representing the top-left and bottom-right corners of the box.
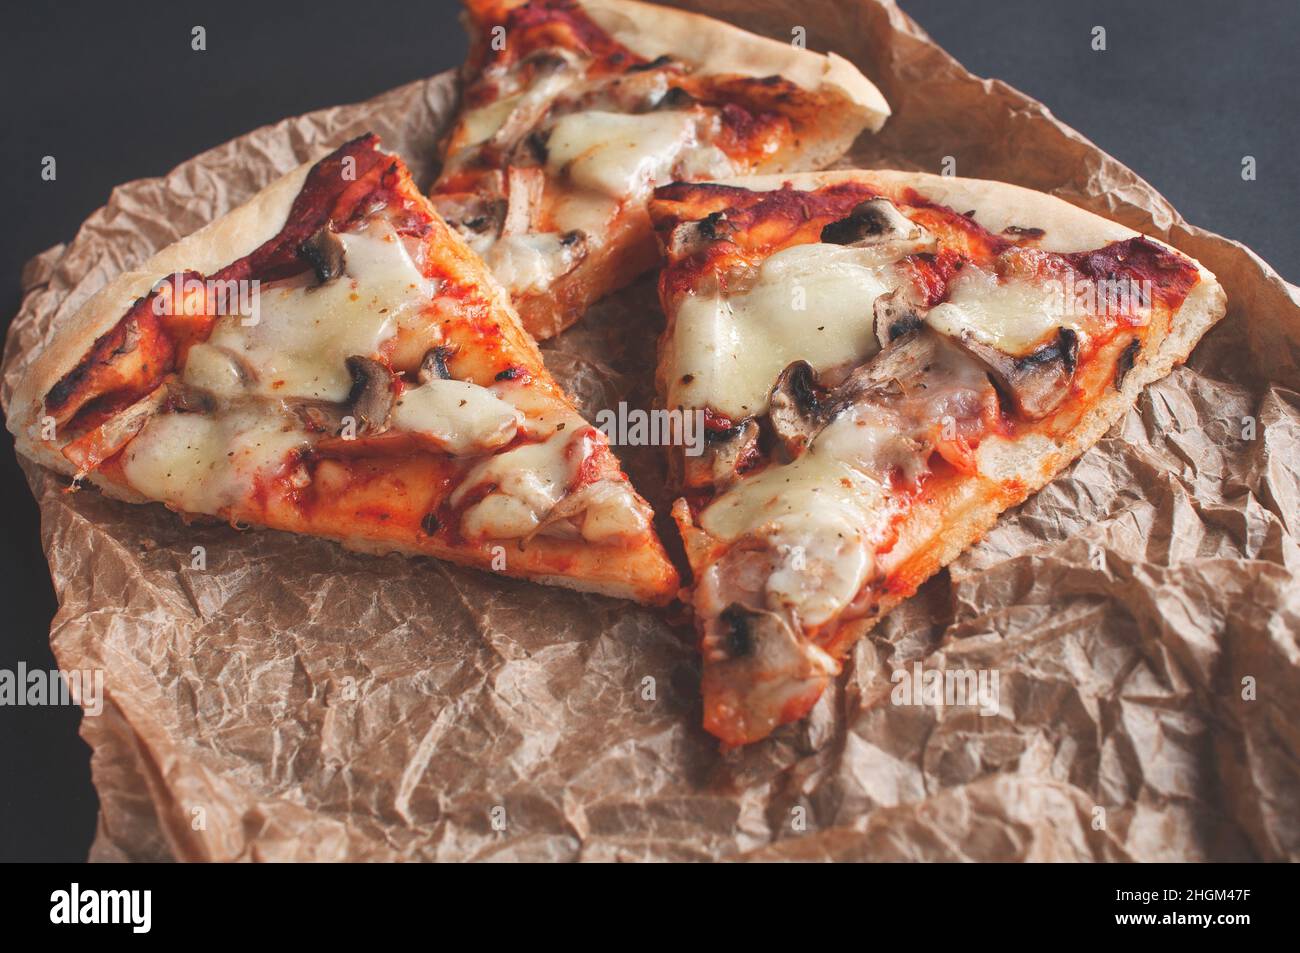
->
(8, 160), (315, 476)
(581, 0), (891, 157)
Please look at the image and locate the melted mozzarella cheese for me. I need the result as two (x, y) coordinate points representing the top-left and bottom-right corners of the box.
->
(815, 408), (927, 484)
(189, 223), (437, 403)
(674, 143), (735, 181)
(699, 446), (890, 626)
(449, 426), (646, 543)
(459, 93), (523, 147)
(121, 408), (309, 516)
(667, 244), (908, 418)
(549, 189), (621, 238)
(390, 379), (522, 455)
(182, 343), (247, 394)
(697, 401), (939, 624)
(545, 109), (698, 200)
(450, 431), (581, 540)
(573, 480), (649, 543)
(926, 265), (1074, 356)
(488, 233), (583, 293)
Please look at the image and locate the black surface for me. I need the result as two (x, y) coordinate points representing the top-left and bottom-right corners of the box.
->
(0, 0), (1294, 863)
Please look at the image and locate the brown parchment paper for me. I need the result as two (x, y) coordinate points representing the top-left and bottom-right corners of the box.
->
(4, 0), (1299, 862)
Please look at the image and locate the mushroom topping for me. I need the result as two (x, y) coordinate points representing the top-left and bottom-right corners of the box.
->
(486, 48), (581, 163)
(418, 345), (455, 384)
(1114, 337), (1141, 390)
(665, 211), (735, 259)
(833, 327), (944, 409)
(767, 328), (956, 459)
(653, 85), (696, 110)
(768, 361), (825, 458)
(344, 356), (396, 436)
(872, 287), (928, 346)
(820, 197), (935, 256)
(291, 400), (346, 436)
(955, 327), (1078, 420)
(182, 342), (257, 396)
(298, 225), (346, 284)
(501, 166), (546, 237)
(429, 175), (507, 250)
(706, 418), (761, 490)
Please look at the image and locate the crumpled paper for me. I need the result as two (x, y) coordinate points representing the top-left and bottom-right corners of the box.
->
(3, 0), (1298, 862)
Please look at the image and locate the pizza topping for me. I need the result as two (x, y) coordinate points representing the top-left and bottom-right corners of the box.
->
(120, 406), (310, 517)
(415, 346), (452, 383)
(344, 356), (396, 436)
(956, 326), (1078, 420)
(695, 417), (761, 491)
(925, 263), (1076, 357)
(390, 378), (523, 455)
(193, 221), (436, 403)
(666, 243), (921, 419)
(544, 108), (709, 200)
(501, 166), (547, 235)
(1115, 337), (1141, 389)
(698, 594), (838, 745)
(182, 343), (255, 395)
(693, 325), (997, 635)
(872, 286), (928, 344)
(481, 51), (584, 163)
(298, 225), (347, 284)
(664, 211), (736, 259)
(530, 477), (650, 543)
(699, 449), (889, 627)
(820, 197), (935, 254)
(450, 424), (646, 543)
(61, 384), (172, 475)
(767, 360), (824, 459)
(487, 231), (587, 293)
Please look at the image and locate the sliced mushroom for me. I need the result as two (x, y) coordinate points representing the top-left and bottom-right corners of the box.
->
(665, 211), (735, 259)
(418, 346), (455, 384)
(627, 53), (676, 74)
(501, 166), (546, 237)
(486, 49), (580, 163)
(344, 356), (396, 436)
(681, 416), (757, 490)
(956, 327), (1078, 420)
(291, 400), (346, 435)
(820, 197), (934, 256)
(705, 418), (760, 490)
(768, 361), (825, 458)
(429, 175), (507, 249)
(653, 85), (696, 110)
(766, 328), (948, 460)
(298, 225), (346, 284)
(1114, 337), (1141, 390)
(872, 288), (928, 346)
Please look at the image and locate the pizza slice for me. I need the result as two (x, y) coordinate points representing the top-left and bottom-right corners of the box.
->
(648, 171), (1228, 744)
(431, 0), (890, 340)
(8, 134), (678, 605)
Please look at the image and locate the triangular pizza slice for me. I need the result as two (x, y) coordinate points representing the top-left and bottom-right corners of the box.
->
(431, 0), (889, 339)
(9, 135), (678, 605)
(648, 171), (1228, 743)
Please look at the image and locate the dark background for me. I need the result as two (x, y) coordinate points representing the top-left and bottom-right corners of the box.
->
(1, 0), (1295, 862)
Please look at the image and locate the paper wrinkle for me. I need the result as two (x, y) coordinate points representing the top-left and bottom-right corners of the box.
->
(3, 1), (1298, 861)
